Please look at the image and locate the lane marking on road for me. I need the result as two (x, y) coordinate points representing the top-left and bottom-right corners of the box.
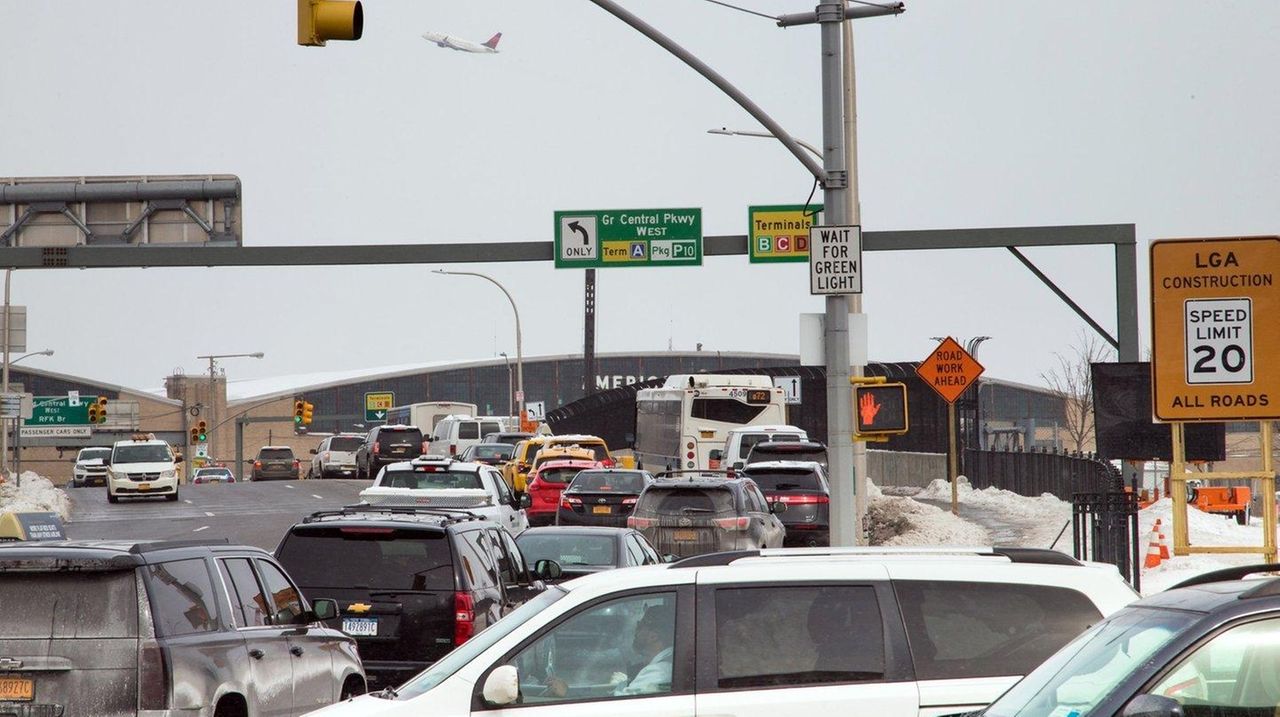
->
(312, 494), (324, 500)
(193, 526), (210, 533)
(183, 499), (193, 504)
(285, 485), (296, 489)
(205, 511), (216, 517)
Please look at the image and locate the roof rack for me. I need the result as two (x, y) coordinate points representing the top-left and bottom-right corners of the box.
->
(667, 546), (1083, 569)
(1169, 563), (1280, 591)
(301, 504), (485, 524)
(129, 538), (230, 554)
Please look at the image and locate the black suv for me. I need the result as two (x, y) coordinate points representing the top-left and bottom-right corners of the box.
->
(252, 446), (299, 481)
(0, 539), (363, 716)
(982, 564), (1280, 717)
(356, 425), (424, 479)
(275, 506), (555, 691)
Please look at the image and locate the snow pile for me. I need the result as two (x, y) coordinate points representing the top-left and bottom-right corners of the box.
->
(0, 472), (70, 519)
(1139, 498), (1269, 595)
(868, 490), (991, 546)
(917, 476), (1074, 549)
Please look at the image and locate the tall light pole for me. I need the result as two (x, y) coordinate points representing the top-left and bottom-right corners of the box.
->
(195, 352), (265, 470)
(433, 270), (524, 424)
(499, 352), (513, 418)
(4, 348), (53, 482)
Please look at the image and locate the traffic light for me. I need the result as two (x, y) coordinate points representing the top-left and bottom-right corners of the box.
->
(294, 400), (305, 424)
(297, 0), (363, 47)
(190, 427), (201, 444)
(196, 420), (208, 442)
(95, 396), (108, 424)
(302, 401), (315, 426)
(87, 403), (100, 424)
(853, 382), (909, 438)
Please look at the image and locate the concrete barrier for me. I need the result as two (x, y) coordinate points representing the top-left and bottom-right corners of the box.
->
(868, 449), (946, 490)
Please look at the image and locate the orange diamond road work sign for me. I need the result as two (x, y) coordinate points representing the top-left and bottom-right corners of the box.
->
(916, 337), (985, 404)
(1150, 236), (1280, 421)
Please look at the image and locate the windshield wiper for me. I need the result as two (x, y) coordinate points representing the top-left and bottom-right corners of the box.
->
(372, 686), (398, 700)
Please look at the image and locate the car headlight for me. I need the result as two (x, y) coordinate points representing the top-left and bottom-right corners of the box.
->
(161, 470), (176, 479)
(110, 469), (125, 480)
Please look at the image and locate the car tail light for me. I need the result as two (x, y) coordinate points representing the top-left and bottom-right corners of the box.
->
(228, 476), (235, 482)
(138, 640), (170, 710)
(561, 495), (582, 510)
(340, 526), (395, 534)
(769, 494), (830, 504)
(622, 497), (637, 505)
(193, 477), (202, 484)
(627, 516), (654, 529)
(454, 592), (475, 645)
(293, 459), (300, 469)
(421, 441), (430, 452)
(713, 516), (751, 531)
(253, 460), (262, 468)
(373, 442), (381, 455)
(602, 458), (615, 467)
(449, 444), (457, 456)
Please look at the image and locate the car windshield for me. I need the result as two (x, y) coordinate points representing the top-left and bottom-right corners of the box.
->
(259, 448), (293, 460)
(640, 487), (736, 514)
(517, 534), (617, 567)
(329, 437), (363, 452)
(551, 441), (608, 461)
(113, 444), (173, 463)
(79, 448), (111, 461)
(196, 468), (230, 477)
(737, 433), (803, 459)
(571, 471), (646, 493)
(536, 467), (583, 485)
(742, 468), (822, 492)
(276, 526), (456, 591)
(748, 445), (826, 464)
(397, 587), (567, 700)
(473, 445), (514, 460)
(378, 429), (423, 445)
(380, 469), (483, 490)
(984, 607), (1198, 717)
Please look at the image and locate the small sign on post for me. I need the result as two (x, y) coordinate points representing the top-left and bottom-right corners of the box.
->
(526, 401), (546, 422)
(916, 337), (986, 515)
(772, 376), (802, 405)
(809, 225), (862, 295)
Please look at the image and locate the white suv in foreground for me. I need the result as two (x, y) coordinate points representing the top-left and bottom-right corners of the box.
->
(106, 435), (179, 503)
(307, 546), (1138, 717)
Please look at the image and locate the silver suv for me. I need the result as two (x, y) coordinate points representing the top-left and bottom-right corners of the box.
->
(0, 539), (365, 715)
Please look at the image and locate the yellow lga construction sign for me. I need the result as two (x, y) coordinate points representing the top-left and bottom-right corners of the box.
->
(1150, 236), (1280, 421)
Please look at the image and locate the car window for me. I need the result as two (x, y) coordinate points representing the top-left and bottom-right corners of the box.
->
(329, 436), (363, 452)
(745, 485), (769, 513)
(893, 580), (1102, 680)
(277, 527), (455, 591)
(256, 560), (305, 625)
(624, 536), (647, 566)
(0, 571), (138, 639)
(490, 469), (513, 504)
(480, 529), (519, 585)
(537, 467), (584, 484)
(481, 421), (502, 436)
(380, 468), (483, 490)
(113, 443), (173, 463)
(145, 558), (219, 636)
(222, 557), (271, 627)
(635, 534), (661, 564)
(79, 448), (111, 461)
(1150, 616), (1280, 710)
(455, 530), (500, 590)
(459, 422), (480, 439)
(572, 471), (646, 492)
(518, 534), (618, 568)
(507, 592), (677, 704)
(259, 448), (294, 460)
(691, 398), (768, 425)
(743, 469), (822, 492)
(638, 487), (736, 514)
(378, 428), (424, 445)
(715, 586), (884, 689)
(737, 433), (802, 459)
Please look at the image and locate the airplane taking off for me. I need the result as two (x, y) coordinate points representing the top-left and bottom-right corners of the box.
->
(422, 31), (501, 54)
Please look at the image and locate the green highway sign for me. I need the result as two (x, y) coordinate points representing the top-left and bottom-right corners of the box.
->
(24, 395), (90, 426)
(554, 208), (702, 269)
(365, 391), (394, 422)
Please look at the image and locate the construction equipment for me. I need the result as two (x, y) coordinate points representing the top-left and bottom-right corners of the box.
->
(1187, 484), (1252, 525)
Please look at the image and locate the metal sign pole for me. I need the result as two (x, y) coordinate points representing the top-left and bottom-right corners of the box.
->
(949, 402), (959, 515)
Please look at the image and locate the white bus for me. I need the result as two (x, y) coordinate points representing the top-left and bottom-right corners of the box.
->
(383, 401), (478, 433)
(634, 374), (787, 472)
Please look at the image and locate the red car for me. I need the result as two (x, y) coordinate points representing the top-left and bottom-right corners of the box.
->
(525, 459), (600, 527)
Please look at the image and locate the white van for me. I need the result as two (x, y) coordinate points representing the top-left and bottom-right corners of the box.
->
(715, 424), (808, 469)
(106, 435), (179, 503)
(427, 415), (506, 457)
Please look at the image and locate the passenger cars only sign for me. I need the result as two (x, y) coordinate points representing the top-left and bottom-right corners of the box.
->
(809, 225), (862, 295)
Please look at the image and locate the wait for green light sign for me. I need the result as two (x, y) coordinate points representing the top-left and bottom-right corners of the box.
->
(749, 204), (823, 263)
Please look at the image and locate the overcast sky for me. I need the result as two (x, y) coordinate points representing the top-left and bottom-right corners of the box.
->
(2, 1), (1277, 392)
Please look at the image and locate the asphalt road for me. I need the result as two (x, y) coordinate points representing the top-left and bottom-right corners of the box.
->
(65, 479), (369, 550)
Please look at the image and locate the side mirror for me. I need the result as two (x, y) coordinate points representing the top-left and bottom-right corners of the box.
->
(519, 494), (532, 509)
(732, 461), (744, 470)
(311, 598), (338, 621)
(534, 559), (563, 581)
(1122, 694), (1185, 717)
(310, 448), (318, 454)
(771, 501), (788, 514)
(663, 554), (679, 563)
(482, 665), (520, 706)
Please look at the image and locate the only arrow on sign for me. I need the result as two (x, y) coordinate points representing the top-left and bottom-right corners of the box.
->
(568, 221), (589, 244)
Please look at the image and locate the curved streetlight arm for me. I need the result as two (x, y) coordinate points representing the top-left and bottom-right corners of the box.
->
(433, 270), (524, 422)
(707, 127), (823, 159)
(9, 349), (53, 366)
(586, 0), (829, 186)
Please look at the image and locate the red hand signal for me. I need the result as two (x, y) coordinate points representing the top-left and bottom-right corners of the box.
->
(859, 391), (881, 426)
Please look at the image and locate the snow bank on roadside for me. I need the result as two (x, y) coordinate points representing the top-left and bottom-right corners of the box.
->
(0, 472), (70, 519)
(868, 480), (991, 546)
(917, 476), (1074, 549)
(1138, 498), (1269, 595)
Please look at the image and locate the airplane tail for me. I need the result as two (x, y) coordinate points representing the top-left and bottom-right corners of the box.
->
(482, 32), (502, 49)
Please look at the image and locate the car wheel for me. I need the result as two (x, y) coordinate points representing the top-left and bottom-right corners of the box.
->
(107, 491), (119, 504)
(167, 489), (179, 502)
(340, 676), (366, 700)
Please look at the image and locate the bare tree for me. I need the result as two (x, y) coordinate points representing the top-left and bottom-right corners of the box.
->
(1041, 331), (1115, 452)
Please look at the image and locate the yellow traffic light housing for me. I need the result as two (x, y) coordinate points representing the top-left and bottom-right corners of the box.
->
(96, 396), (109, 423)
(853, 382), (910, 439)
(190, 427), (201, 444)
(294, 400), (305, 425)
(196, 420), (208, 442)
(302, 401), (315, 426)
(88, 404), (100, 423)
(297, 0), (363, 47)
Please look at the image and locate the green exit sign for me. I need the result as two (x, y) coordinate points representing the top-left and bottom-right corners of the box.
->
(24, 396), (90, 425)
(554, 208), (702, 269)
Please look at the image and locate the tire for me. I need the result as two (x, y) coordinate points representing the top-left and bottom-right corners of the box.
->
(340, 676), (366, 700)
(167, 488), (179, 502)
(1237, 509), (1250, 526)
(107, 491), (119, 504)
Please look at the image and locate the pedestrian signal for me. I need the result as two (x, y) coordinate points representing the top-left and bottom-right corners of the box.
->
(853, 383), (909, 437)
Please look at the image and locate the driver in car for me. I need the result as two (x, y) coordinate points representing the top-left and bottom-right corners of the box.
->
(545, 604), (675, 698)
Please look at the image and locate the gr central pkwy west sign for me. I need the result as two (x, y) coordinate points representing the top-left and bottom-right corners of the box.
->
(554, 208), (702, 268)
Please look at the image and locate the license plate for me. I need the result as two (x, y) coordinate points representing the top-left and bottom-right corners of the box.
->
(592, 505), (612, 515)
(673, 529), (698, 541)
(0, 677), (33, 701)
(343, 617), (378, 636)
(138, 483), (151, 491)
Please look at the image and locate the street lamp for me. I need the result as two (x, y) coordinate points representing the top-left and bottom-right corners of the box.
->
(2, 348), (53, 483)
(499, 352), (513, 419)
(707, 127), (823, 159)
(9, 349), (54, 366)
(433, 269), (524, 424)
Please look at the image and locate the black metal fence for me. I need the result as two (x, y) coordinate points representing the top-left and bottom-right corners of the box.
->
(963, 448), (1124, 501)
(1072, 491), (1142, 590)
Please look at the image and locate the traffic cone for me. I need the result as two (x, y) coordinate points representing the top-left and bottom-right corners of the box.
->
(1144, 527), (1163, 569)
(1155, 519), (1171, 560)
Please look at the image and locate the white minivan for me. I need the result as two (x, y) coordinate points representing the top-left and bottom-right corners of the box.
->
(106, 435), (179, 503)
(427, 415), (506, 457)
(305, 546), (1138, 717)
(715, 424), (808, 469)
